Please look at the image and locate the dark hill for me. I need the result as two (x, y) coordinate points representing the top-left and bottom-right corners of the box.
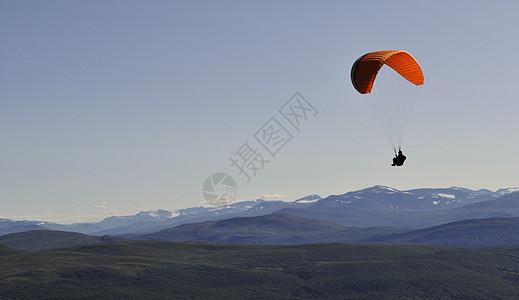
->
(0, 230), (126, 250)
(1, 241), (519, 299)
(138, 213), (409, 244)
(0, 245), (17, 254)
(365, 216), (519, 248)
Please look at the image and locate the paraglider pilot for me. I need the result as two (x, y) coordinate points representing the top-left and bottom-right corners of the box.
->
(391, 149), (406, 167)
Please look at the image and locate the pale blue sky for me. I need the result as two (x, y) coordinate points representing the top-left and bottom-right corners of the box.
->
(1, 0), (518, 223)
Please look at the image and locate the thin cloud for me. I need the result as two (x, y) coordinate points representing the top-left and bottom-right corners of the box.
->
(94, 203), (108, 210)
(259, 193), (292, 201)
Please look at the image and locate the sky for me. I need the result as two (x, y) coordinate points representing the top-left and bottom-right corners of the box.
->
(1, 0), (518, 223)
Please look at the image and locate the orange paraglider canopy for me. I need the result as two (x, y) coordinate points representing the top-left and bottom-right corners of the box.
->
(351, 50), (424, 94)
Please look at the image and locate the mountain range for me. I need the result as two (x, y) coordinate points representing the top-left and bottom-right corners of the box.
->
(4, 213), (519, 250)
(3, 186), (518, 236)
(2, 186), (519, 250)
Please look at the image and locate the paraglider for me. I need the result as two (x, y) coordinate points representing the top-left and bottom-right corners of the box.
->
(351, 50), (424, 167)
(391, 149), (406, 167)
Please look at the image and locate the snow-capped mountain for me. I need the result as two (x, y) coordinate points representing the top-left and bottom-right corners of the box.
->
(41, 209), (177, 234)
(97, 209), (174, 228)
(42, 201), (270, 235)
(91, 200), (271, 236)
(313, 185), (509, 211)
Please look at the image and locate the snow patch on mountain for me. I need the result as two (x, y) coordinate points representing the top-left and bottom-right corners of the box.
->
(369, 186), (400, 193)
(296, 199), (320, 204)
(499, 188), (519, 194)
